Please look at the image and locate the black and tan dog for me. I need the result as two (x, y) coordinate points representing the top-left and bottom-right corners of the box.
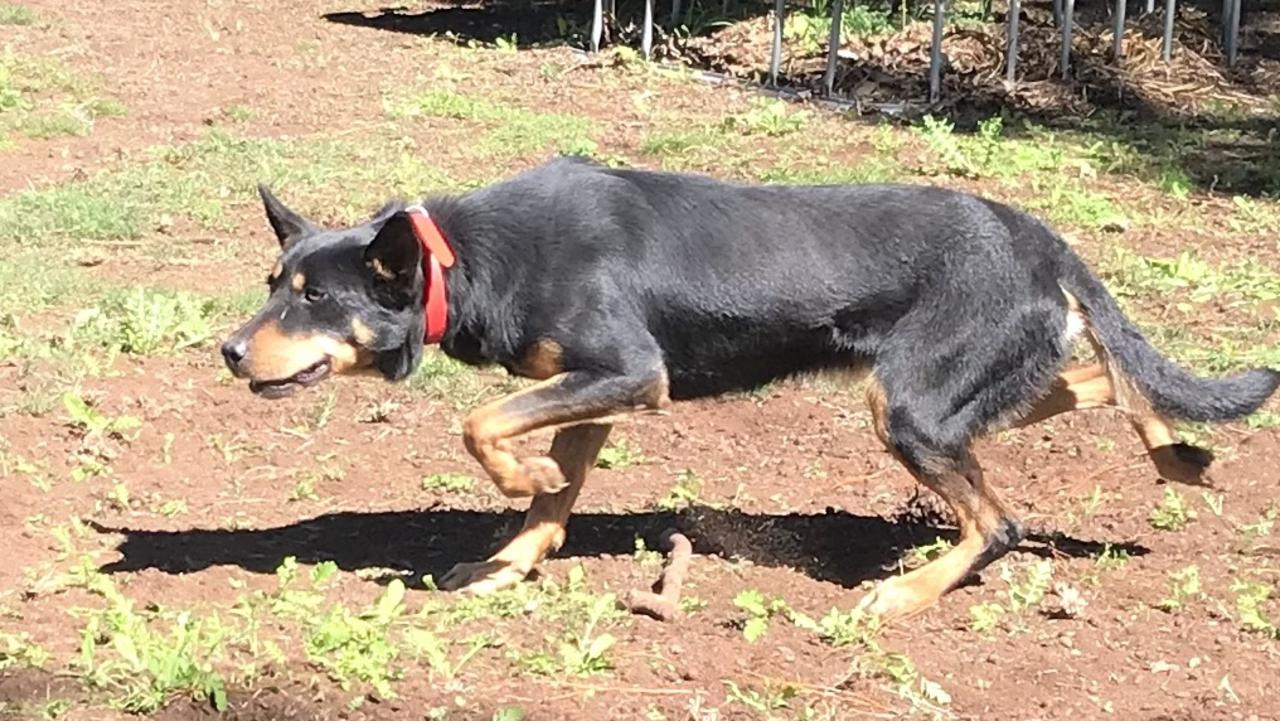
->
(222, 157), (1279, 618)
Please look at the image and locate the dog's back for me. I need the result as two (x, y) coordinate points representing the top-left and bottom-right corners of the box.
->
(476, 158), (1074, 398)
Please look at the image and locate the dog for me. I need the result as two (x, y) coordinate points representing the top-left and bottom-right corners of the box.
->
(221, 156), (1279, 618)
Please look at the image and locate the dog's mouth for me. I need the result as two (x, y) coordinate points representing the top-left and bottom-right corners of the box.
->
(248, 358), (332, 399)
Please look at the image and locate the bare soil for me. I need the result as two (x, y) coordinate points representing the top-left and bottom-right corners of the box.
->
(2, 1), (1278, 720)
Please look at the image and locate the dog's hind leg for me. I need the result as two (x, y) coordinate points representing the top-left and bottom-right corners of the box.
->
(857, 379), (1024, 620)
(441, 423), (612, 594)
(1014, 363), (1213, 484)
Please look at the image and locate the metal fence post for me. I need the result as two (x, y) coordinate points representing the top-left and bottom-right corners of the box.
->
(824, 0), (844, 95)
(643, 0), (654, 58)
(1006, 0), (1021, 81)
(591, 0), (603, 52)
(1226, 0), (1241, 66)
(1162, 0), (1175, 61)
(1112, 0), (1126, 63)
(769, 0), (785, 87)
(1061, 0), (1075, 79)
(928, 0), (946, 102)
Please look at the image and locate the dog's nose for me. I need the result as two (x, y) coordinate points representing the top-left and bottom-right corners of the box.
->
(221, 338), (248, 370)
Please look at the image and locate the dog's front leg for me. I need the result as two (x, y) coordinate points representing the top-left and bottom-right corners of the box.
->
(440, 369), (668, 594)
(440, 423), (611, 594)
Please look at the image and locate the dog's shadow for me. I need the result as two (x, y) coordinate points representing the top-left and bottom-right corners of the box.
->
(92, 506), (1147, 589)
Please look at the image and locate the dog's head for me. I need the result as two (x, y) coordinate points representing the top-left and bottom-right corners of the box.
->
(220, 186), (427, 399)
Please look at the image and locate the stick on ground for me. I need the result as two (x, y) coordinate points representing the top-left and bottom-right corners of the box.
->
(623, 528), (693, 621)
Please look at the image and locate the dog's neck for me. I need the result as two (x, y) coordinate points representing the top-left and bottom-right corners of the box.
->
(416, 194), (520, 368)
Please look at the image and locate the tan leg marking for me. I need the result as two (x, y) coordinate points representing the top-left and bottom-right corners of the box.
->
(860, 380), (1018, 620)
(1014, 363), (1210, 483)
(440, 423), (612, 594)
(463, 373), (667, 498)
(1014, 363), (1114, 427)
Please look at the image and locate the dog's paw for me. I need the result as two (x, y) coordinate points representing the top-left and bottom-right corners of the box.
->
(1151, 443), (1215, 486)
(517, 455), (568, 495)
(856, 576), (936, 622)
(439, 559), (532, 595)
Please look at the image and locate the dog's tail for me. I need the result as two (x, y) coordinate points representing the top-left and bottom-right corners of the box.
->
(1061, 255), (1279, 423)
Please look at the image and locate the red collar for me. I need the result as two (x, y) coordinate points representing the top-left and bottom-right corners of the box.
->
(404, 205), (456, 344)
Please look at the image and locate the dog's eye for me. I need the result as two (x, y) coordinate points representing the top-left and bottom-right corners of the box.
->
(303, 288), (326, 303)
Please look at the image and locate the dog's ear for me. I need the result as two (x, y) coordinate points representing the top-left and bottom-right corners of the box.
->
(364, 213), (422, 284)
(258, 184), (318, 248)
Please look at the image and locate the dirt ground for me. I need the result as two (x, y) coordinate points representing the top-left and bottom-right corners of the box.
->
(2, 0), (1279, 720)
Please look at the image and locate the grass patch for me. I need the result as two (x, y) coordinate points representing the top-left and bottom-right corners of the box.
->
(1103, 248), (1280, 307)
(72, 287), (218, 356)
(385, 88), (594, 160)
(0, 3), (35, 24)
(406, 348), (515, 407)
(915, 116), (1066, 181)
(1024, 178), (1125, 230)
(758, 158), (900, 185)
(639, 129), (725, 157)
(0, 51), (123, 145)
(0, 131), (456, 246)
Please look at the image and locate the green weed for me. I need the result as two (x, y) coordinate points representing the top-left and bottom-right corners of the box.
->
(790, 607), (951, 710)
(77, 574), (229, 713)
(1025, 178), (1125, 229)
(405, 628), (493, 680)
(1157, 565), (1202, 612)
(407, 349), (504, 406)
(733, 589), (790, 643)
(1082, 544), (1131, 586)
(632, 536), (664, 568)
(596, 437), (643, 469)
(1150, 487), (1196, 531)
(520, 592), (619, 676)
(62, 392), (140, 440)
(422, 472), (477, 494)
(0, 632), (50, 671)
(721, 98), (808, 137)
(304, 580), (407, 697)
(1231, 578), (1279, 639)
(0, 3), (35, 24)
(656, 469), (704, 511)
(969, 601), (1005, 632)
(1104, 249), (1280, 307)
(71, 287), (217, 355)
(906, 536), (951, 569)
(724, 679), (798, 715)
(968, 559), (1054, 633)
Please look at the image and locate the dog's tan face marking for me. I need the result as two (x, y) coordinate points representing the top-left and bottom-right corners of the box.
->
(350, 317), (375, 347)
(239, 321), (370, 382)
(269, 260), (284, 282)
(291, 272), (307, 293)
